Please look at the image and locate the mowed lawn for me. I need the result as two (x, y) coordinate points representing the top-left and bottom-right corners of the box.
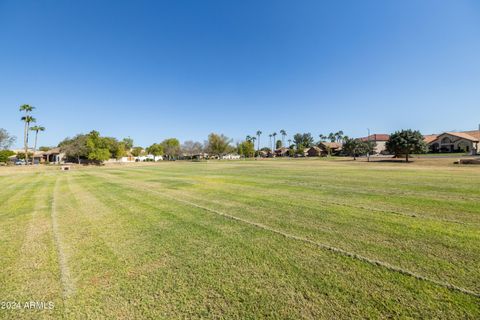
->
(1, 159), (479, 319)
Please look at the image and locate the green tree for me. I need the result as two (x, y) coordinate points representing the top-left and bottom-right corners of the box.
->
(16, 152), (34, 161)
(272, 132), (277, 149)
(59, 134), (89, 164)
(342, 138), (372, 160)
(146, 143), (164, 159)
(122, 137), (134, 150)
(131, 146), (144, 157)
(237, 140), (255, 158)
(85, 131), (111, 163)
(19, 104), (36, 164)
(161, 138), (180, 160)
(206, 133), (232, 156)
(293, 133), (314, 148)
(30, 125), (45, 156)
(276, 140), (282, 149)
(0, 128), (16, 150)
(0, 150), (15, 163)
(386, 129), (427, 162)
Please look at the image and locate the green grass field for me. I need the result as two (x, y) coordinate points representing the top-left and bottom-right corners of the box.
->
(1, 159), (479, 319)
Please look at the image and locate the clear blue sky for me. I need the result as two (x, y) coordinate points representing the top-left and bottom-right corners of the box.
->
(1, 0), (480, 148)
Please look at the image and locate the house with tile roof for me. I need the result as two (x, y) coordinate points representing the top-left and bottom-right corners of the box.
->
(425, 130), (479, 154)
(360, 134), (389, 154)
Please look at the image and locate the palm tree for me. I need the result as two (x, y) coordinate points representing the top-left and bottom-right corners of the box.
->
(246, 135), (252, 142)
(328, 132), (335, 142)
(272, 132), (277, 149)
(19, 104), (36, 164)
(30, 126), (45, 161)
(335, 130), (344, 143)
(268, 134), (272, 150)
(256, 130), (262, 153)
(280, 129), (287, 147)
(288, 139), (292, 147)
(319, 134), (326, 142)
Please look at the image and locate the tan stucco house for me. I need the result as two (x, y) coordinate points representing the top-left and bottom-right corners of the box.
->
(425, 131), (479, 154)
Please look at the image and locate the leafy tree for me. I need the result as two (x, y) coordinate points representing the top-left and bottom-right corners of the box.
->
(318, 134), (327, 142)
(0, 150), (15, 163)
(276, 140), (282, 149)
(237, 140), (255, 158)
(342, 138), (372, 160)
(58, 134), (88, 164)
(122, 137), (134, 150)
(16, 152), (34, 160)
(386, 129), (427, 162)
(206, 133), (232, 156)
(0, 128), (16, 150)
(293, 133), (314, 148)
(295, 146), (305, 156)
(86, 131), (111, 163)
(30, 125), (45, 156)
(39, 146), (51, 152)
(59, 134), (89, 164)
(161, 138), (180, 160)
(19, 104), (35, 164)
(131, 146), (144, 157)
(146, 143), (164, 158)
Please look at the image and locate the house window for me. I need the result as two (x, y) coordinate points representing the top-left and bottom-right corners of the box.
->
(441, 137), (452, 144)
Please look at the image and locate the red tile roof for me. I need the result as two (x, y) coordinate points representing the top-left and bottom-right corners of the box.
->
(423, 134), (438, 144)
(360, 134), (389, 142)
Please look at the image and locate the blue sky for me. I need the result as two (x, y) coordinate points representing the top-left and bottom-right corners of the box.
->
(1, 0), (480, 148)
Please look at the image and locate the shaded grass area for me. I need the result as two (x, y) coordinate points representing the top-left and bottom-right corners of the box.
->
(0, 159), (479, 319)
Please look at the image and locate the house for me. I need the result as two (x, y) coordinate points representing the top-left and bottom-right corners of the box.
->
(43, 148), (65, 163)
(274, 147), (289, 157)
(221, 154), (241, 160)
(425, 131), (479, 154)
(307, 146), (324, 157)
(257, 150), (268, 158)
(360, 134), (389, 154)
(318, 142), (342, 155)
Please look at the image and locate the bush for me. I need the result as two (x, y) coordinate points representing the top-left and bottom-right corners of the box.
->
(0, 150), (15, 163)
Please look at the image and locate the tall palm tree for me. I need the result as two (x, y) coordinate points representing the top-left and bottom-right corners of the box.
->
(335, 130), (344, 143)
(288, 139), (292, 147)
(319, 134), (326, 142)
(272, 132), (277, 149)
(280, 129), (286, 147)
(268, 134), (272, 150)
(19, 104), (36, 164)
(256, 130), (262, 153)
(246, 135), (252, 142)
(328, 132), (335, 142)
(30, 126), (45, 162)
